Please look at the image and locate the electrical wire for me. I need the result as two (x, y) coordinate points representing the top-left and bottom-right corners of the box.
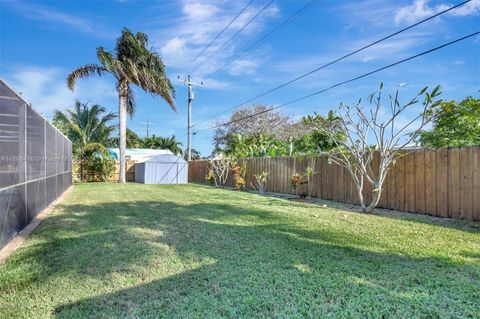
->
(188, 0), (255, 66)
(191, 0), (472, 128)
(192, 30), (480, 135)
(211, 0), (320, 75)
(192, 0), (276, 73)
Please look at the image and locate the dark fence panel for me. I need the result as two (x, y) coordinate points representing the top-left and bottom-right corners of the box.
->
(0, 80), (72, 249)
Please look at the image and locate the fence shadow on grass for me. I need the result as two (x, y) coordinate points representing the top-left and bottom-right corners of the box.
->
(11, 198), (472, 318)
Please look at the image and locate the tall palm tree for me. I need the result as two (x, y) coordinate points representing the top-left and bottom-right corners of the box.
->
(53, 100), (116, 154)
(66, 28), (175, 183)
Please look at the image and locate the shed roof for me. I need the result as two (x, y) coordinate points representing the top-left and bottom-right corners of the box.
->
(139, 153), (187, 164)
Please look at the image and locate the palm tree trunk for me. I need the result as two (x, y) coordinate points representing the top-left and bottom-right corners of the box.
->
(118, 81), (128, 183)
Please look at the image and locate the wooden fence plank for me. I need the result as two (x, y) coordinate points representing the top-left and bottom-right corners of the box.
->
(448, 148), (461, 218)
(424, 149), (436, 215)
(414, 150), (426, 214)
(395, 156), (405, 211)
(460, 148), (473, 219)
(404, 152), (416, 212)
(387, 161), (396, 209)
(472, 148), (480, 221)
(320, 156), (327, 199)
(436, 148), (449, 217)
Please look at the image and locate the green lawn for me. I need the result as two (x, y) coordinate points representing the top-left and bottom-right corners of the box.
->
(1, 183), (479, 318)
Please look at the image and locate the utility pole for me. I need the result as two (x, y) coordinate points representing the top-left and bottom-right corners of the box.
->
(141, 120), (156, 138)
(178, 75), (203, 161)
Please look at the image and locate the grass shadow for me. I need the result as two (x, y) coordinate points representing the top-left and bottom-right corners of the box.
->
(1, 183), (479, 318)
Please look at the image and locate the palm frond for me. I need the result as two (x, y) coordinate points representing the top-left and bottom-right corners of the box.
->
(126, 85), (136, 116)
(66, 64), (107, 90)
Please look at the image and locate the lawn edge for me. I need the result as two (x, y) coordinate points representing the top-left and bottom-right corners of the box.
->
(0, 185), (75, 265)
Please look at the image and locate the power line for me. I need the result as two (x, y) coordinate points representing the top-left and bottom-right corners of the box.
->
(192, 30), (480, 135)
(211, 0), (319, 75)
(189, 0), (255, 67)
(192, 0), (276, 73)
(194, 0), (471, 126)
(191, 0), (472, 128)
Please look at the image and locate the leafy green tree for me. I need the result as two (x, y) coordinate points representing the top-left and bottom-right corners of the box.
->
(75, 143), (116, 182)
(225, 134), (289, 158)
(213, 105), (296, 150)
(215, 105), (343, 157)
(143, 135), (183, 155)
(53, 100), (116, 154)
(301, 110), (345, 153)
(67, 28), (175, 183)
(184, 148), (201, 160)
(107, 128), (143, 148)
(418, 97), (480, 147)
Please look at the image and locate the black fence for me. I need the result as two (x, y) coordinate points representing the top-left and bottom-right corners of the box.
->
(0, 79), (72, 249)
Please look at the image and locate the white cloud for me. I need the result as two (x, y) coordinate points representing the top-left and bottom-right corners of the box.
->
(152, 0), (278, 76)
(450, 0), (480, 16)
(160, 37), (188, 66)
(228, 59), (258, 76)
(182, 2), (220, 20)
(338, 0), (399, 28)
(394, 0), (480, 25)
(9, 2), (113, 38)
(5, 66), (117, 119)
(348, 33), (428, 62)
(201, 77), (231, 90)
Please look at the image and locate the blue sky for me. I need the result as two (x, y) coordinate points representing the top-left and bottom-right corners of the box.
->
(1, 0), (479, 156)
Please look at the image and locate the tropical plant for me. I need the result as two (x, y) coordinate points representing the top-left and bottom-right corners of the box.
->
(107, 128), (144, 148)
(290, 173), (304, 196)
(304, 84), (442, 213)
(304, 158), (316, 198)
(143, 135), (182, 155)
(184, 148), (201, 160)
(218, 108), (342, 158)
(75, 143), (116, 182)
(250, 171), (269, 194)
(213, 105), (293, 150)
(66, 28), (175, 183)
(53, 100), (116, 153)
(418, 97), (480, 147)
(225, 134), (289, 158)
(297, 111), (344, 154)
(207, 156), (236, 188)
(231, 162), (247, 191)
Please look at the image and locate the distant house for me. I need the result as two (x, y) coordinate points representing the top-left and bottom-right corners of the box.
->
(107, 148), (173, 162)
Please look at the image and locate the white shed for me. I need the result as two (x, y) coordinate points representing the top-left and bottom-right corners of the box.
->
(135, 154), (188, 184)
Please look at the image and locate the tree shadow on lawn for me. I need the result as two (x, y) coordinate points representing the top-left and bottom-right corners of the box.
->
(2, 191), (478, 317)
(11, 198), (471, 318)
(195, 183), (480, 234)
(262, 194), (480, 235)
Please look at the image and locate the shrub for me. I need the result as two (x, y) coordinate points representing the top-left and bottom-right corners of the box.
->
(251, 171), (269, 194)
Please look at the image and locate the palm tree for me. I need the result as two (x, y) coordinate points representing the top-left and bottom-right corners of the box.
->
(107, 128), (144, 148)
(66, 28), (175, 183)
(53, 100), (116, 154)
(143, 135), (183, 155)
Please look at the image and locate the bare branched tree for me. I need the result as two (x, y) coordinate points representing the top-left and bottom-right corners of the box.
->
(304, 84), (442, 213)
(208, 157), (236, 187)
(250, 171), (269, 194)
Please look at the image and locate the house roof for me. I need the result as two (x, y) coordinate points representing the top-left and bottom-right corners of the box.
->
(108, 148), (174, 161)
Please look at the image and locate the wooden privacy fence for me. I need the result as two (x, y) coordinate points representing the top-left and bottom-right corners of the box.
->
(189, 147), (480, 221)
(73, 160), (136, 182)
